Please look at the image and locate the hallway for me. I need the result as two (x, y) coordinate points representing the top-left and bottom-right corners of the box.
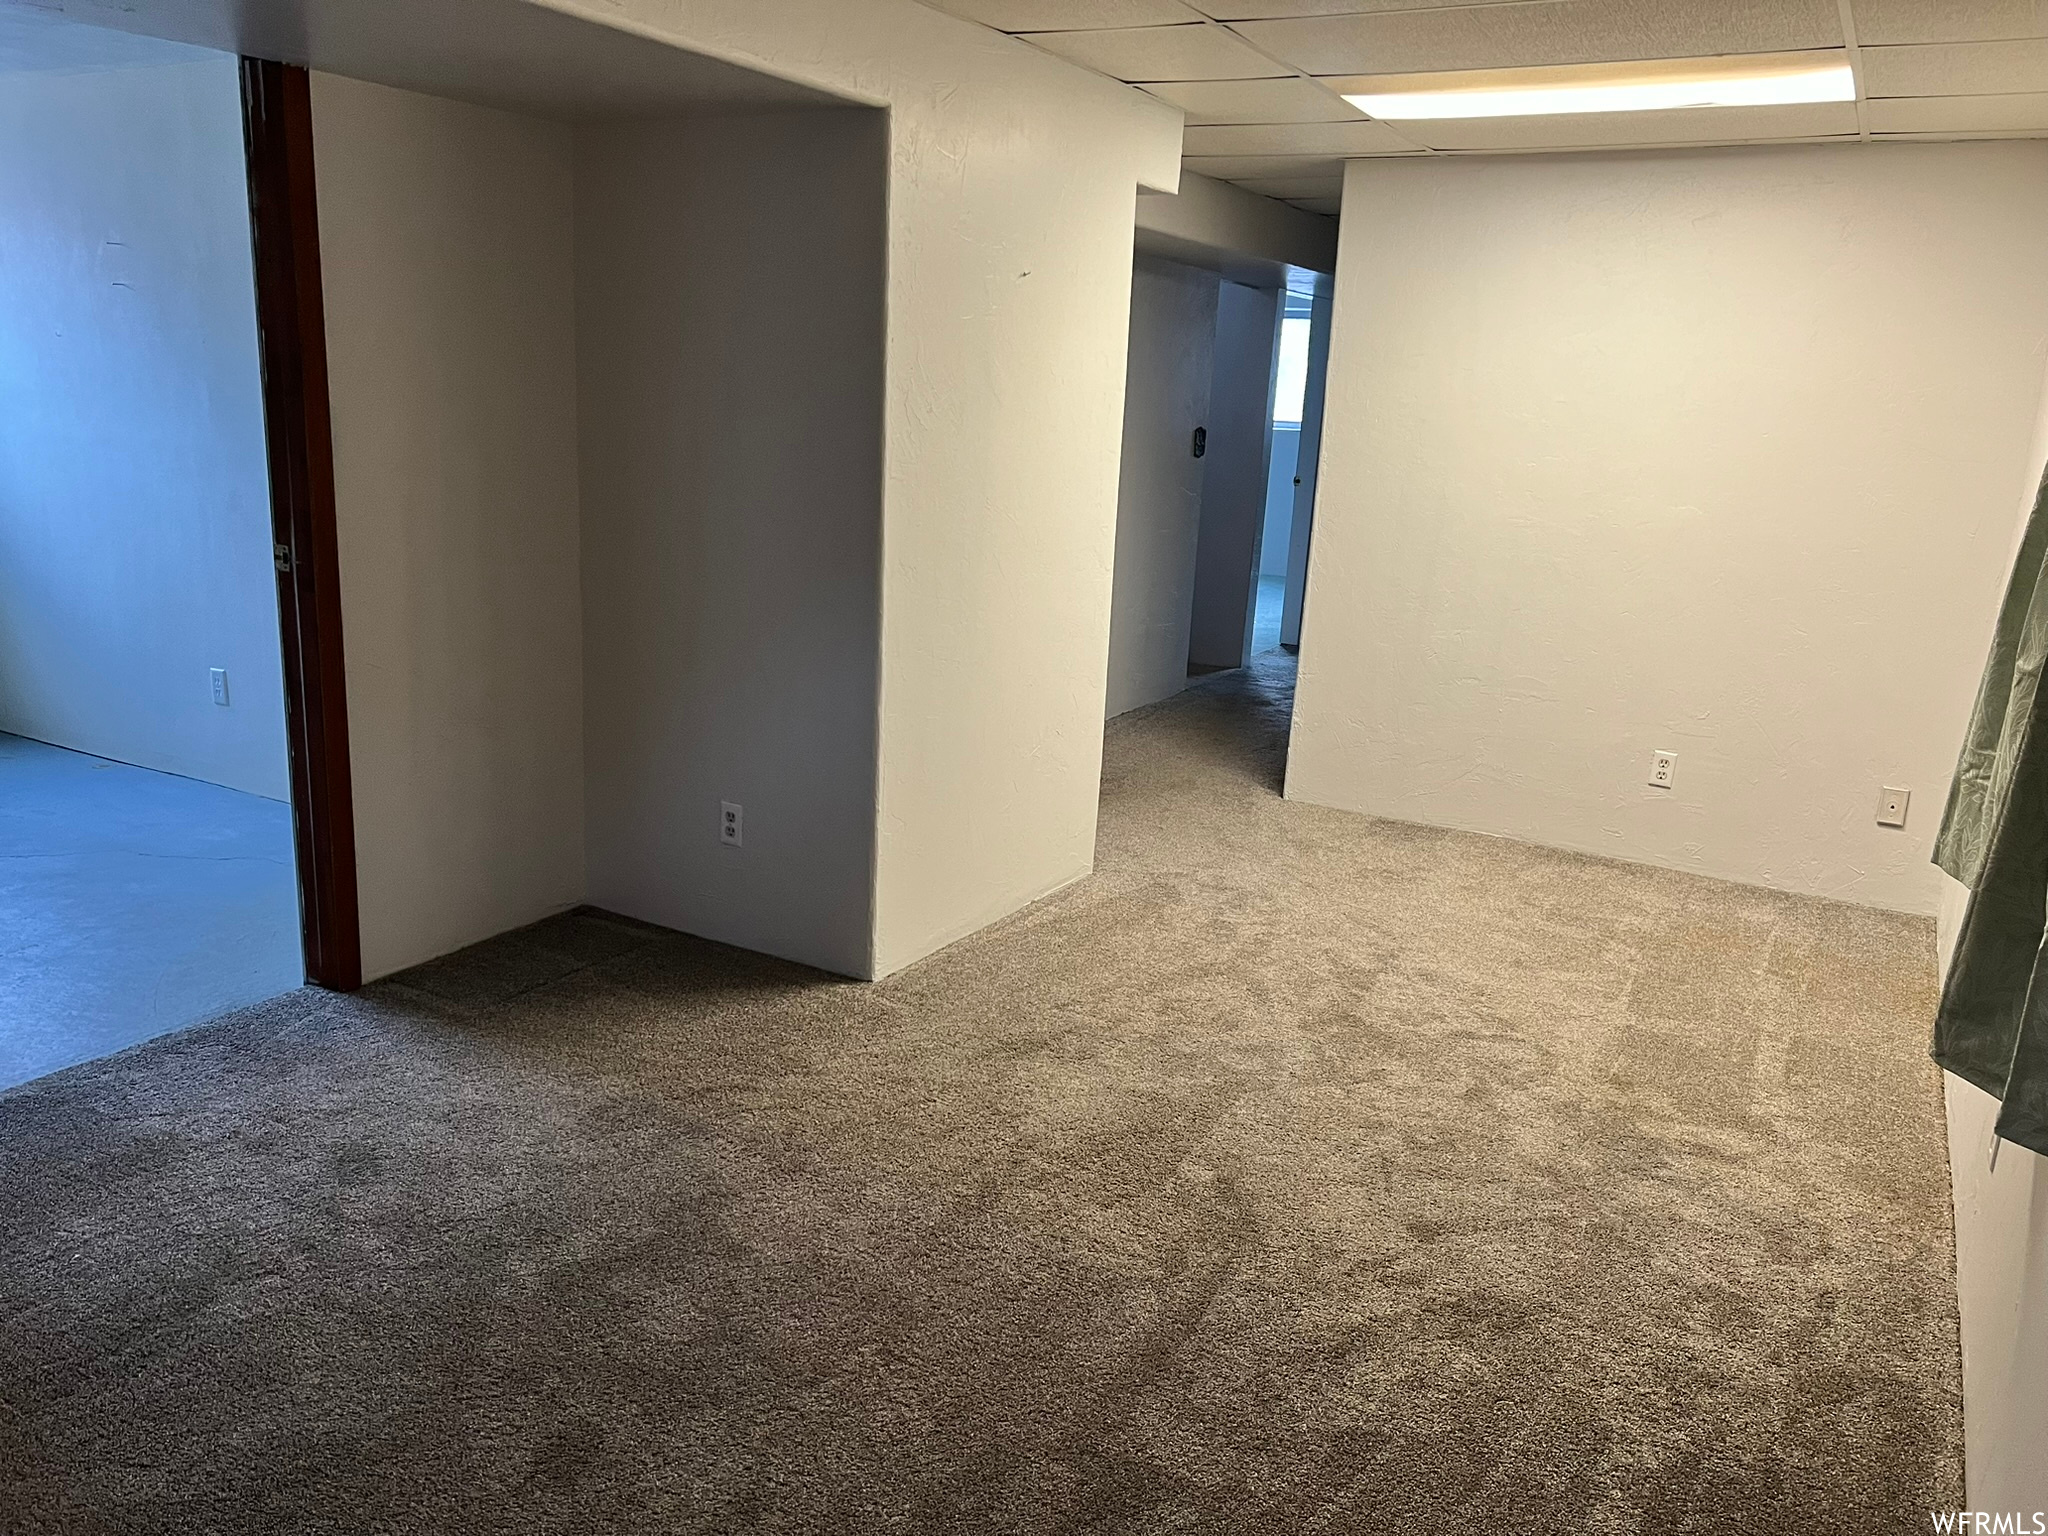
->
(0, 733), (301, 1090)
(0, 655), (1959, 1532)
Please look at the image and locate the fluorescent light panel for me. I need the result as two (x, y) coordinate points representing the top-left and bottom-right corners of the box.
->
(1340, 52), (1855, 121)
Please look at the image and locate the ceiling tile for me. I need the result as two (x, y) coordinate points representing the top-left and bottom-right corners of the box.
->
(1865, 89), (2048, 129)
(1851, 0), (2048, 46)
(1019, 21), (1285, 80)
(922, 0), (1205, 28)
(1235, 0), (1842, 76)
(1395, 99), (1860, 149)
(1861, 37), (2048, 95)
(1183, 119), (1428, 154)
(1233, 173), (1348, 197)
(1182, 153), (1348, 179)
(1143, 76), (1364, 122)
(1288, 196), (1343, 216)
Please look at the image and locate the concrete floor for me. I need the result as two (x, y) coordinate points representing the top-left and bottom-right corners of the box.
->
(1251, 572), (1285, 655)
(0, 732), (302, 1090)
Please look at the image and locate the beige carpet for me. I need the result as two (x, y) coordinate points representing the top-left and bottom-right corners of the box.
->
(0, 652), (1963, 1532)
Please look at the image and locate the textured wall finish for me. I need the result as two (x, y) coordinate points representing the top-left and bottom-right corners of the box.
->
(578, 110), (885, 979)
(0, 57), (288, 800)
(1937, 350), (2048, 1512)
(1291, 141), (2048, 916)
(1135, 169), (1337, 281)
(1187, 279), (1280, 672)
(312, 74), (587, 981)
(1107, 257), (1219, 720)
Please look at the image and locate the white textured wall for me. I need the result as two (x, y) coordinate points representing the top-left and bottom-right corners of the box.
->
(863, 33), (1180, 973)
(1136, 169), (1337, 281)
(1938, 345), (2048, 1513)
(1107, 256), (1217, 719)
(1188, 280), (1279, 671)
(1943, 1064), (2048, 1513)
(1261, 426), (1300, 580)
(1291, 143), (2048, 916)
(578, 111), (885, 978)
(311, 73), (585, 981)
(1281, 280), (1333, 653)
(0, 57), (287, 799)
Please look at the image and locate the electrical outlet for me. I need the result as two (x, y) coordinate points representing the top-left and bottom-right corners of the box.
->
(1877, 786), (1910, 828)
(720, 802), (742, 847)
(210, 668), (230, 707)
(1648, 750), (1676, 789)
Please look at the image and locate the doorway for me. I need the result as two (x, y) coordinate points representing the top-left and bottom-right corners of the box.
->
(1105, 255), (1331, 720)
(0, 15), (306, 1087)
(1254, 284), (1317, 656)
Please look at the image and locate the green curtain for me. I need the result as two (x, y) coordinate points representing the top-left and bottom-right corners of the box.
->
(1935, 466), (2048, 1155)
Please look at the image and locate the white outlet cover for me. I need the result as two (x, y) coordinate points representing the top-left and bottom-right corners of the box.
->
(1648, 750), (1677, 788)
(1877, 786), (1910, 828)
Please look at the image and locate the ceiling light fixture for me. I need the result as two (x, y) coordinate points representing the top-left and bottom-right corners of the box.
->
(1338, 52), (1855, 121)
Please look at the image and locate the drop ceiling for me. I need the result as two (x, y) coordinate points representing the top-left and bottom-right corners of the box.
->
(918, 0), (2048, 217)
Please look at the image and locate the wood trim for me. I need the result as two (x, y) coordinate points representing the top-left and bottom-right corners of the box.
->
(240, 59), (362, 991)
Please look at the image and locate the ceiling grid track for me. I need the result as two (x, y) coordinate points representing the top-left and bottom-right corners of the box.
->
(1192, 16), (1439, 156)
(1837, 0), (1872, 140)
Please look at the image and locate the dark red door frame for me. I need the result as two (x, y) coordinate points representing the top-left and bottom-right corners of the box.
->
(239, 59), (362, 991)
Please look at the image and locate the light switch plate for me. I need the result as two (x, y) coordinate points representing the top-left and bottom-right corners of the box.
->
(1877, 786), (1910, 828)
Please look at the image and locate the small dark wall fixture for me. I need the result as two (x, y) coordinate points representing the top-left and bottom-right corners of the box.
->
(240, 58), (362, 991)
(1192, 426), (1207, 459)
